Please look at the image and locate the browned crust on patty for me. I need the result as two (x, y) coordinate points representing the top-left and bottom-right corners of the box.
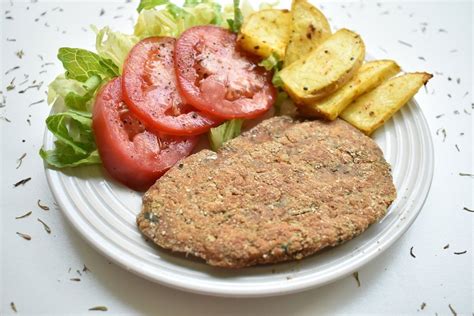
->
(137, 117), (397, 268)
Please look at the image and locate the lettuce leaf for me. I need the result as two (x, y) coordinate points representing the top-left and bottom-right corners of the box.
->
(134, 1), (223, 38)
(40, 110), (101, 168)
(227, 0), (243, 33)
(259, 53), (281, 71)
(40, 142), (101, 168)
(208, 119), (243, 151)
(137, 0), (169, 12)
(57, 47), (119, 82)
(93, 26), (139, 72)
(259, 53), (284, 88)
(64, 75), (101, 111)
(47, 74), (101, 112)
(42, 47), (118, 168)
(47, 74), (87, 106)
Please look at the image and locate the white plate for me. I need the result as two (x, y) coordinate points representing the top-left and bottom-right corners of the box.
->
(43, 97), (434, 297)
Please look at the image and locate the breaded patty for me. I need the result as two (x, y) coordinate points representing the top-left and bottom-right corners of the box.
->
(137, 116), (396, 268)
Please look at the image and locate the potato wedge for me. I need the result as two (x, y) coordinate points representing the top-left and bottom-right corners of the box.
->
(299, 60), (401, 120)
(279, 29), (365, 104)
(238, 9), (291, 59)
(340, 72), (433, 135)
(284, 0), (331, 66)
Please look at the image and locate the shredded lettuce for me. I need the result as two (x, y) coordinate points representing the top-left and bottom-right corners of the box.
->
(40, 110), (101, 168)
(41, 47), (116, 168)
(208, 119), (244, 151)
(259, 53), (284, 88)
(259, 53), (281, 71)
(47, 74), (87, 106)
(93, 26), (139, 72)
(134, 1), (223, 38)
(227, 0), (243, 33)
(137, 0), (170, 12)
(63, 75), (101, 111)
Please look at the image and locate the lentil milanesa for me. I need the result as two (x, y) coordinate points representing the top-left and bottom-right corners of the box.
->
(137, 116), (396, 268)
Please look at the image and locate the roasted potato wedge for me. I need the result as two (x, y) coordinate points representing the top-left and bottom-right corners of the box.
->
(238, 9), (291, 59)
(284, 0), (331, 66)
(340, 72), (433, 135)
(279, 29), (365, 104)
(299, 60), (401, 120)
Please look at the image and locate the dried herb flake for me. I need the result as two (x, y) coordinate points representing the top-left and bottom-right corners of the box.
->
(448, 304), (457, 316)
(398, 40), (413, 47)
(37, 199), (50, 211)
(16, 232), (32, 240)
(459, 173), (473, 178)
(15, 50), (24, 59)
(37, 218), (51, 234)
(15, 211), (32, 219)
(420, 302), (426, 310)
(29, 99), (44, 107)
(14, 177), (31, 187)
(443, 244), (450, 249)
(436, 128), (447, 142)
(5, 66), (20, 75)
(41, 62), (54, 68)
(463, 206), (473, 213)
(352, 271), (360, 287)
(410, 246), (416, 258)
(18, 82), (43, 94)
(16, 153), (26, 169)
(70, 278), (81, 282)
(89, 306), (108, 311)
(453, 250), (467, 255)
(10, 302), (17, 313)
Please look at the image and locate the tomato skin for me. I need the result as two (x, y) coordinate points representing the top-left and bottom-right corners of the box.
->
(122, 37), (221, 136)
(174, 26), (277, 120)
(93, 77), (197, 191)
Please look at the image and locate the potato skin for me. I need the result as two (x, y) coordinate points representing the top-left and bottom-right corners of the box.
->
(340, 72), (433, 135)
(299, 60), (401, 120)
(237, 9), (291, 59)
(284, 0), (331, 67)
(280, 29), (366, 105)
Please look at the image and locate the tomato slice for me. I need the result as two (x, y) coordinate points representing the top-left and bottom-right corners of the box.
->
(93, 77), (197, 191)
(174, 26), (277, 120)
(122, 37), (220, 136)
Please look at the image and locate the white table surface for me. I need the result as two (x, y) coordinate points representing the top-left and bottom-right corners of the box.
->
(1, 0), (472, 315)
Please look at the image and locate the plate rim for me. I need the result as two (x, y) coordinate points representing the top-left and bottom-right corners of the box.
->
(43, 98), (434, 297)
